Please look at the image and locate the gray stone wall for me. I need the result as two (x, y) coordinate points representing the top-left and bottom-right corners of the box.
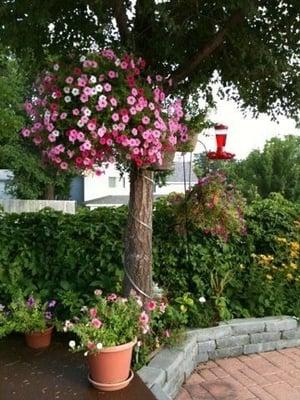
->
(138, 316), (300, 400)
(0, 199), (76, 214)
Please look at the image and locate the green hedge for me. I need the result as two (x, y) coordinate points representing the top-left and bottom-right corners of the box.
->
(0, 193), (299, 327)
(0, 207), (126, 301)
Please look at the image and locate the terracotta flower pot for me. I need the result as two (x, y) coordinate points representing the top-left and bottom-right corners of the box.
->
(151, 151), (175, 171)
(87, 339), (136, 391)
(25, 326), (53, 349)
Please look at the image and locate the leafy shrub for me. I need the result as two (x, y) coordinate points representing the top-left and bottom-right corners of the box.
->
(0, 193), (299, 329)
(0, 207), (126, 304)
(153, 193), (300, 325)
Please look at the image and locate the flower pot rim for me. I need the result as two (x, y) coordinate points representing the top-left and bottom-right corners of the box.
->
(89, 338), (137, 354)
(26, 325), (54, 336)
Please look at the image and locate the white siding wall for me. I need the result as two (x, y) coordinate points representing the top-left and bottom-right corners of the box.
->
(84, 164), (129, 201)
(0, 170), (14, 199)
(84, 155), (197, 202)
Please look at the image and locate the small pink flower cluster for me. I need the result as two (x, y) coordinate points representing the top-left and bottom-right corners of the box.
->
(139, 299), (167, 334)
(22, 50), (188, 172)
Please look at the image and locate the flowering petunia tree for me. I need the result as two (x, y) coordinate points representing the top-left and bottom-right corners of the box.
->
(22, 49), (189, 296)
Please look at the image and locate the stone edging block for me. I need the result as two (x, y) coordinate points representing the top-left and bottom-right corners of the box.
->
(138, 316), (300, 399)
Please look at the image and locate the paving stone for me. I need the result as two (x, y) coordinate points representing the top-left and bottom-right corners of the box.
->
(276, 338), (300, 350)
(138, 366), (166, 388)
(188, 326), (232, 342)
(176, 388), (192, 400)
(196, 351), (209, 363)
(151, 384), (172, 400)
(220, 319), (266, 334)
(265, 317), (297, 332)
(198, 340), (216, 353)
(282, 327), (300, 340)
(214, 346), (244, 359)
(217, 335), (249, 348)
(163, 372), (185, 399)
(149, 348), (184, 380)
(250, 331), (281, 344)
(177, 347), (300, 400)
(264, 381), (300, 400)
(244, 342), (277, 355)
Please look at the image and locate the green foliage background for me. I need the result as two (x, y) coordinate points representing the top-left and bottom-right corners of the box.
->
(0, 194), (299, 327)
(0, 48), (75, 199)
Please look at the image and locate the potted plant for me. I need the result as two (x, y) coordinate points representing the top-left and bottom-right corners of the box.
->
(63, 290), (145, 391)
(168, 171), (246, 241)
(8, 294), (57, 349)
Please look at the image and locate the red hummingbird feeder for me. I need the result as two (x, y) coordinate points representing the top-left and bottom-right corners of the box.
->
(207, 124), (235, 160)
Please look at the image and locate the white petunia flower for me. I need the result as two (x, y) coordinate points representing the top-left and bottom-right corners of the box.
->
(64, 96), (71, 103)
(83, 108), (91, 116)
(199, 296), (206, 304)
(72, 88), (80, 96)
(80, 55), (86, 62)
(52, 130), (60, 137)
(53, 63), (59, 71)
(69, 340), (76, 349)
(89, 75), (97, 83)
(63, 87), (70, 94)
(96, 343), (103, 350)
(95, 84), (103, 93)
(77, 120), (84, 128)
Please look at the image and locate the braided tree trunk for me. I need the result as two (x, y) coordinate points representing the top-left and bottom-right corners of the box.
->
(124, 167), (154, 297)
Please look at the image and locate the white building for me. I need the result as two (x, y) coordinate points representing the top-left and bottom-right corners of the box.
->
(0, 170), (14, 199)
(84, 154), (198, 209)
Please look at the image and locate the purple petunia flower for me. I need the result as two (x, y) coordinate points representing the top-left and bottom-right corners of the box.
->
(26, 296), (35, 308)
(45, 311), (52, 320)
(48, 300), (57, 308)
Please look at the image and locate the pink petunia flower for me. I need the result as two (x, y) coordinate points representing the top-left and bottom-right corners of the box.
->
(139, 311), (149, 325)
(108, 70), (116, 79)
(145, 300), (156, 311)
(89, 308), (97, 318)
(112, 113), (119, 122)
(103, 83), (112, 92)
(127, 96), (136, 105)
(107, 293), (118, 302)
(48, 133), (56, 142)
(142, 116), (150, 125)
(60, 162), (68, 170)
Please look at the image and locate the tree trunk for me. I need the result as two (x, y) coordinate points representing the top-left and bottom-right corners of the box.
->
(44, 183), (55, 200)
(124, 167), (154, 297)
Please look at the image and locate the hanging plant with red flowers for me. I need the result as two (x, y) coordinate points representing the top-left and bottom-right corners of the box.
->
(21, 49), (188, 174)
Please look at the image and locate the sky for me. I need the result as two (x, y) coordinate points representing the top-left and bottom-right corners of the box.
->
(196, 99), (300, 160)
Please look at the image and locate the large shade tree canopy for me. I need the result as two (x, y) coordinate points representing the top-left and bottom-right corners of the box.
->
(0, 0), (299, 296)
(0, 0), (299, 119)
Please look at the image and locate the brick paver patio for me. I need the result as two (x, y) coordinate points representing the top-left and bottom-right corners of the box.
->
(177, 348), (300, 400)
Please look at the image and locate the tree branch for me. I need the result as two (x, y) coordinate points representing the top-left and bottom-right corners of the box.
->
(112, 0), (130, 46)
(170, 8), (246, 87)
(133, 0), (156, 55)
